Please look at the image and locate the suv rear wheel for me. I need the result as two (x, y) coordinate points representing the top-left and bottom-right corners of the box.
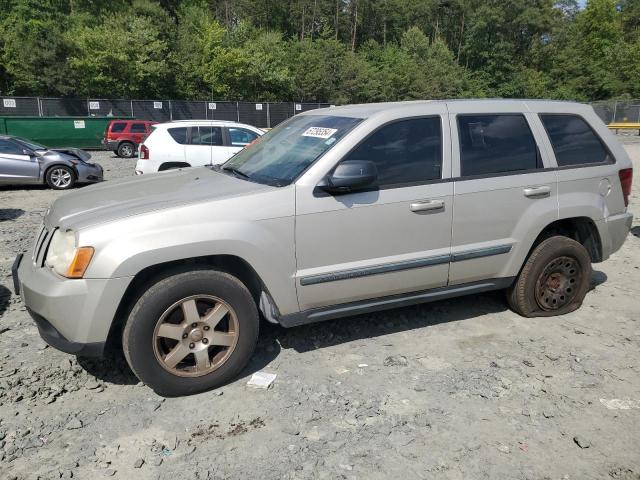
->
(507, 236), (591, 317)
(122, 270), (259, 396)
(117, 142), (135, 158)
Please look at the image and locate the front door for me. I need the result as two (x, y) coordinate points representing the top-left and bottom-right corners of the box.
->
(0, 138), (40, 184)
(295, 114), (454, 311)
(224, 127), (261, 160)
(448, 108), (559, 285)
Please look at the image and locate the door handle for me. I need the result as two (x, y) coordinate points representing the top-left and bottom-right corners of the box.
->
(410, 200), (444, 212)
(523, 186), (551, 198)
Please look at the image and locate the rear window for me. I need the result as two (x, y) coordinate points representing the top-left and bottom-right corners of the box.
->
(168, 127), (187, 144)
(540, 114), (611, 167)
(110, 122), (126, 133)
(458, 114), (539, 177)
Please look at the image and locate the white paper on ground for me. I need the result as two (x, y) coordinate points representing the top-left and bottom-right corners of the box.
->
(600, 398), (640, 410)
(247, 371), (277, 389)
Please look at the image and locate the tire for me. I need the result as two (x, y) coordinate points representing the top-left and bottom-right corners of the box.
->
(507, 235), (592, 317)
(117, 142), (136, 158)
(122, 270), (259, 396)
(45, 165), (76, 190)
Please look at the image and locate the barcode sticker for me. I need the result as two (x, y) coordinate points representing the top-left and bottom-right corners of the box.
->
(302, 127), (337, 139)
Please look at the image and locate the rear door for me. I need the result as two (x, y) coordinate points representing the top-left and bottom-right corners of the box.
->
(448, 104), (559, 285)
(0, 138), (40, 184)
(184, 126), (224, 166)
(129, 122), (147, 145)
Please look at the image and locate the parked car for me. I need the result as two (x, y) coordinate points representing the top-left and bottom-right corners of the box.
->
(135, 120), (263, 174)
(0, 135), (103, 190)
(102, 120), (156, 158)
(13, 100), (633, 396)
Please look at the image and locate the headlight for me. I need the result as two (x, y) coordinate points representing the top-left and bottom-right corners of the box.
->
(45, 229), (94, 278)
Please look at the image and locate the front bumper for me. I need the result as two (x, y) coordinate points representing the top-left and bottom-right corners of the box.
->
(76, 162), (104, 184)
(13, 252), (132, 357)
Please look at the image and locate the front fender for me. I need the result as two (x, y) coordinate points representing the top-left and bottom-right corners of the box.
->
(79, 199), (298, 315)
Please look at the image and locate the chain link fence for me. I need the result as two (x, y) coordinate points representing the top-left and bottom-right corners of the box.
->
(591, 99), (640, 125)
(0, 97), (332, 128)
(4, 95), (638, 128)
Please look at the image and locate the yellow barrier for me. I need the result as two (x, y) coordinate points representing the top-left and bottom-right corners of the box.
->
(608, 122), (640, 134)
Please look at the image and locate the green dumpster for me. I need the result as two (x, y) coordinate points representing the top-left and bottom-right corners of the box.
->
(0, 116), (133, 149)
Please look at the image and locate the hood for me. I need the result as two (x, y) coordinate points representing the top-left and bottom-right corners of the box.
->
(46, 167), (273, 229)
(49, 147), (92, 162)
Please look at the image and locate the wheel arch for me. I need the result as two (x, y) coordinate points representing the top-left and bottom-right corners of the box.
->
(158, 162), (191, 171)
(106, 254), (276, 350)
(43, 162), (77, 184)
(528, 216), (603, 263)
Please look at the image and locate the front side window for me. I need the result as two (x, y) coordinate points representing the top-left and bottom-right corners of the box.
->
(343, 117), (442, 188)
(168, 127), (188, 145)
(222, 115), (362, 186)
(229, 128), (259, 146)
(13, 137), (46, 151)
(0, 139), (23, 155)
(130, 123), (146, 133)
(458, 114), (539, 177)
(190, 126), (223, 146)
(540, 114), (610, 167)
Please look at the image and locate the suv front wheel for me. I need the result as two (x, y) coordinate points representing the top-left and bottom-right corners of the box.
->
(507, 236), (592, 317)
(123, 270), (259, 396)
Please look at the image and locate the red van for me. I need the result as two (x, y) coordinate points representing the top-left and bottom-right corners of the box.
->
(102, 120), (157, 158)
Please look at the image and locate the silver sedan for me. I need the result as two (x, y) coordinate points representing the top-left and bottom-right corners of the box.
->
(0, 135), (103, 190)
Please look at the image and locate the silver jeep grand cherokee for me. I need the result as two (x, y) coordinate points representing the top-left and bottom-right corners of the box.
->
(13, 100), (634, 396)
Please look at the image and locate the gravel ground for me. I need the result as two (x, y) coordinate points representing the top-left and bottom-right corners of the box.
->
(1, 141), (640, 480)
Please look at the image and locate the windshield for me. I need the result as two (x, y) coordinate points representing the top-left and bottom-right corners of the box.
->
(14, 137), (46, 151)
(221, 114), (362, 186)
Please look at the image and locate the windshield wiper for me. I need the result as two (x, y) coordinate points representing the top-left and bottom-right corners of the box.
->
(222, 166), (250, 180)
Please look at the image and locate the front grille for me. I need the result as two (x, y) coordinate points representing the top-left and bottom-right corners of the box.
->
(32, 225), (53, 267)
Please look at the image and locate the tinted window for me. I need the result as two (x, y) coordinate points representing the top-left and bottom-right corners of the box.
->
(168, 127), (188, 145)
(229, 128), (259, 146)
(190, 126), (223, 146)
(0, 139), (23, 155)
(110, 122), (126, 133)
(344, 117), (442, 188)
(540, 114), (610, 166)
(458, 114), (538, 176)
(130, 123), (146, 133)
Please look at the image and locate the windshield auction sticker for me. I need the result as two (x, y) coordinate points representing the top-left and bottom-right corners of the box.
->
(302, 127), (338, 139)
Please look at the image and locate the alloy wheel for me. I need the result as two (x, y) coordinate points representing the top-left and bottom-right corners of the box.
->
(50, 168), (72, 188)
(152, 295), (239, 377)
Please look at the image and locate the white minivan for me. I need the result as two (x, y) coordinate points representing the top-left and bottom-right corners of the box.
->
(135, 120), (263, 174)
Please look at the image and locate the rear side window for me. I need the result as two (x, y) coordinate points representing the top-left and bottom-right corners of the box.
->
(167, 127), (187, 144)
(540, 114), (610, 166)
(110, 122), (126, 133)
(458, 114), (539, 177)
(344, 117), (442, 188)
(229, 128), (259, 146)
(130, 123), (146, 133)
(190, 126), (223, 146)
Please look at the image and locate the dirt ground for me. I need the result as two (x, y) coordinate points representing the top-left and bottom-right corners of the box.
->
(1, 139), (639, 480)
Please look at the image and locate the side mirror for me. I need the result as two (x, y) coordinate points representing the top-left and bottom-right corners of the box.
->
(322, 160), (378, 194)
(23, 148), (34, 156)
